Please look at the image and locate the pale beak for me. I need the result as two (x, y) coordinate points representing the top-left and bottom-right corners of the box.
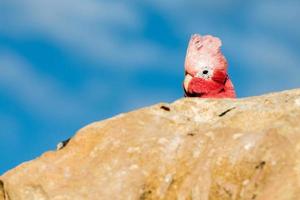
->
(184, 74), (193, 92)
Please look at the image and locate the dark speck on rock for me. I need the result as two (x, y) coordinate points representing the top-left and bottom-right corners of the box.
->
(56, 138), (71, 150)
(160, 105), (170, 111)
(187, 132), (195, 136)
(255, 161), (266, 169)
(218, 107), (236, 117)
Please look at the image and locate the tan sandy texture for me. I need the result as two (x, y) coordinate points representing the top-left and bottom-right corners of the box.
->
(1, 89), (300, 200)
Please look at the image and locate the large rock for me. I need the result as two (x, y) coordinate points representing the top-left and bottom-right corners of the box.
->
(1, 89), (300, 200)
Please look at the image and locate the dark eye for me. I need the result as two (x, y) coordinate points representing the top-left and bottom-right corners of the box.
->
(203, 70), (208, 75)
(195, 66), (212, 79)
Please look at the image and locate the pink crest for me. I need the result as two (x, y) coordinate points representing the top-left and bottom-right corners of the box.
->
(184, 34), (227, 76)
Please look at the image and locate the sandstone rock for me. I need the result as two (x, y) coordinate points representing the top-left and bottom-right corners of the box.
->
(1, 89), (300, 200)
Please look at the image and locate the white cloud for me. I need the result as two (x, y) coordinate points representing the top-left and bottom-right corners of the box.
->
(148, 0), (300, 95)
(0, 0), (166, 67)
(0, 51), (88, 121)
(0, 50), (181, 123)
(224, 32), (299, 71)
(248, 0), (300, 40)
(0, 0), (141, 35)
(148, 0), (300, 66)
(0, 0), (299, 99)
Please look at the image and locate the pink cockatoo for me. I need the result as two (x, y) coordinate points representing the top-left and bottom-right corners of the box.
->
(183, 34), (236, 98)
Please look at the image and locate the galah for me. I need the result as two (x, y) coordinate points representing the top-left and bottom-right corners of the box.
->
(183, 34), (236, 98)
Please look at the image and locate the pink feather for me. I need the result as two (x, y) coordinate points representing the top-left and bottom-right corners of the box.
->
(184, 34), (236, 98)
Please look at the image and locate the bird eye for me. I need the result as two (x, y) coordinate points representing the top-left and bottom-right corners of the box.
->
(195, 67), (212, 79)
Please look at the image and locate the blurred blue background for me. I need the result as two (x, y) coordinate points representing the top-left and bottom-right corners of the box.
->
(0, 0), (299, 174)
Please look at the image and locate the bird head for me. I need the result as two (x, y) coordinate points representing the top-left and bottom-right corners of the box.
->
(184, 34), (229, 96)
(185, 34), (228, 78)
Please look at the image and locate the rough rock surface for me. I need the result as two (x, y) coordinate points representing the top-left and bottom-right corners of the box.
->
(1, 89), (300, 200)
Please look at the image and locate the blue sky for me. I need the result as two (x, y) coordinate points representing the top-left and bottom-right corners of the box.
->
(0, 0), (299, 174)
